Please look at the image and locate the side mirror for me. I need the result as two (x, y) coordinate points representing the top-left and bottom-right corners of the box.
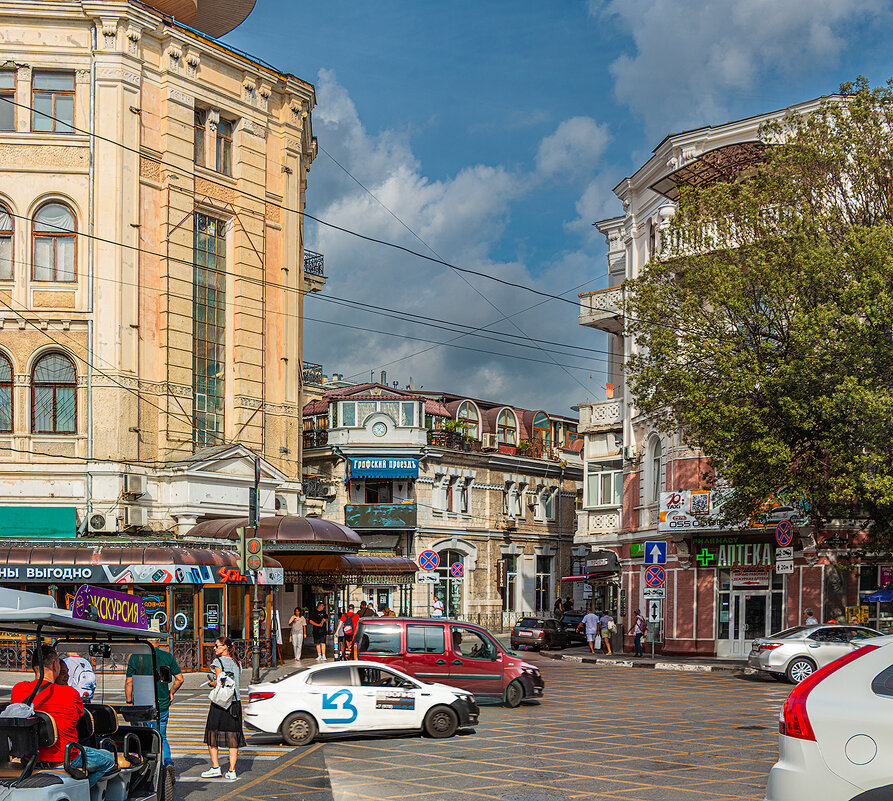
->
(490, 649), (500, 661)
(399, 680), (417, 690)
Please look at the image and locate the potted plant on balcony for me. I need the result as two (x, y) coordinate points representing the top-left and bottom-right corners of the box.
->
(516, 440), (532, 455)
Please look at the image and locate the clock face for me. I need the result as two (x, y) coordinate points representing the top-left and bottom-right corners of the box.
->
(372, 422), (387, 437)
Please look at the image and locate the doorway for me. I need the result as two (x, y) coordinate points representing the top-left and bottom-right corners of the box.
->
(717, 591), (769, 658)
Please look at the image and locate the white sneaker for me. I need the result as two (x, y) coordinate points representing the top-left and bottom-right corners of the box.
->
(225, 771), (237, 781)
(200, 767), (221, 778)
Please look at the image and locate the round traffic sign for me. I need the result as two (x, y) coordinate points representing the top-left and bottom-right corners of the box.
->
(450, 562), (464, 578)
(418, 550), (439, 571)
(247, 554), (263, 571)
(775, 519), (793, 547)
(644, 565), (665, 587)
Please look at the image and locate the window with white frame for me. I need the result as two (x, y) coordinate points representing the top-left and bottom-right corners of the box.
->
(539, 487), (557, 521)
(586, 463), (622, 508)
(648, 437), (663, 504)
(457, 401), (479, 439)
(503, 482), (523, 518)
(339, 399), (417, 428)
(433, 475), (450, 512)
(453, 478), (468, 514)
(535, 555), (552, 612)
(496, 408), (518, 445)
(0, 72), (14, 131)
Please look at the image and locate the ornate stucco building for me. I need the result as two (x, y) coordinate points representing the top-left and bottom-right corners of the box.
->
(0, 0), (321, 536)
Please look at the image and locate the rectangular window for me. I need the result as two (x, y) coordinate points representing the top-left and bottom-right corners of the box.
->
(586, 466), (622, 508)
(503, 555), (518, 612)
(401, 402), (415, 427)
(0, 72), (14, 131)
(364, 481), (391, 504)
(406, 624), (444, 654)
(341, 401), (356, 427)
(456, 482), (468, 514)
(535, 556), (552, 612)
(216, 119), (233, 176)
(543, 489), (556, 520)
(194, 108), (206, 166)
(193, 213), (227, 448)
(0, 205), (12, 280)
(33, 72), (74, 133)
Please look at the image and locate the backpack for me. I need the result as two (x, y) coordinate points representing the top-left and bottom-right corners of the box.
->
(607, 619), (617, 634)
(342, 616), (354, 637)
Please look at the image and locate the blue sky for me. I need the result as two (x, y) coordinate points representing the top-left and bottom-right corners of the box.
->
(225, 0), (893, 415)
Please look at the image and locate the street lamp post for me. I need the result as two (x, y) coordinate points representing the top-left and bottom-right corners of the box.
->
(251, 456), (261, 684)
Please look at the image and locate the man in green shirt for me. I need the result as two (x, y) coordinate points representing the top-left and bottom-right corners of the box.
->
(125, 640), (183, 774)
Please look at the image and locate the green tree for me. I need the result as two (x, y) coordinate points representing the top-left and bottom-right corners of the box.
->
(624, 78), (893, 546)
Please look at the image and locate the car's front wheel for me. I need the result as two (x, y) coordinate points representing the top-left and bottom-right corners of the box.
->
(281, 712), (318, 746)
(423, 706), (459, 738)
(504, 679), (524, 708)
(786, 657), (816, 684)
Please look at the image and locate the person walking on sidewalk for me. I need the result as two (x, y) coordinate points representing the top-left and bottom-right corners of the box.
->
(804, 609), (819, 625)
(553, 597), (564, 621)
(628, 609), (647, 657)
(309, 601), (329, 660)
(339, 605), (360, 660)
(288, 607), (307, 662)
(576, 608), (601, 654)
(201, 637), (245, 781)
(599, 610), (615, 655)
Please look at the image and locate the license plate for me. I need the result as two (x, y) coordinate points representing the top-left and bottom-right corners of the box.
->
(519, 631), (533, 637)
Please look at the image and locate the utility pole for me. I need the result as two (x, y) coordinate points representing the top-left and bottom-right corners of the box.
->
(250, 456), (261, 683)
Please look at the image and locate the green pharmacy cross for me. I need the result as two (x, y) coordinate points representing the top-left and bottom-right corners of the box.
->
(696, 548), (716, 567)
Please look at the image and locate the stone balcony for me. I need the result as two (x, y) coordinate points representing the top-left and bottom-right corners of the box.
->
(578, 398), (623, 433)
(576, 508), (622, 538)
(579, 286), (623, 334)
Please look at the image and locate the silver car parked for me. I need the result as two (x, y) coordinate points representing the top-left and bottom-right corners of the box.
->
(748, 623), (883, 683)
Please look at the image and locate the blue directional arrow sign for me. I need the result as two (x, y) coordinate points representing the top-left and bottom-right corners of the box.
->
(321, 689), (358, 724)
(644, 541), (667, 565)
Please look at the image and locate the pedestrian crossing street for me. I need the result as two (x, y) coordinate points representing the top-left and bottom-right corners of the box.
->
(168, 692), (295, 762)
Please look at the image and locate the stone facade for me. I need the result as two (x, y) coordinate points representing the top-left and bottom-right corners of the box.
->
(0, 1), (317, 534)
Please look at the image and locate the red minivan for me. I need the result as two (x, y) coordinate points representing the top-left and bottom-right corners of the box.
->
(355, 617), (545, 707)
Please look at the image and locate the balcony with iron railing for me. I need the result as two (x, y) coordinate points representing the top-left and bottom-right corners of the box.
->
(303, 429), (329, 449)
(579, 286), (623, 334)
(302, 361), (324, 385)
(303, 250), (326, 291)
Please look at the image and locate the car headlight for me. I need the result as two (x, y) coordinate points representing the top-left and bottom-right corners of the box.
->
(452, 691), (474, 701)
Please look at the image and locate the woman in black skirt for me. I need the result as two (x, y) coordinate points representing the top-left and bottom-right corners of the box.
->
(200, 637), (246, 780)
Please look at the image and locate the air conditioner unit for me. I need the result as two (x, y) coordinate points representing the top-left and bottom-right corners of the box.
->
(322, 485), (337, 498)
(123, 506), (147, 529)
(123, 473), (147, 497)
(88, 512), (117, 534)
(623, 444), (638, 461)
(482, 433), (498, 451)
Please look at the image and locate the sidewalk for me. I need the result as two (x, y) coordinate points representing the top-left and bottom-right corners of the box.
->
(535, 645), (751, 673)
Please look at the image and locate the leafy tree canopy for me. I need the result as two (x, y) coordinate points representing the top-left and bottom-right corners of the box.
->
(624, 78), (893, 544)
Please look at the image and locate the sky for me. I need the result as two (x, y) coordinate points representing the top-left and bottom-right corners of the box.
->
(224, 0), (893, 416)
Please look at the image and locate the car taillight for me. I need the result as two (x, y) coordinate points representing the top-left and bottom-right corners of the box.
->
(536, 631), (544, 637)
(759, 642), (783, 651)
(780, 645), (879, 740)
(249, 692), (275, 703)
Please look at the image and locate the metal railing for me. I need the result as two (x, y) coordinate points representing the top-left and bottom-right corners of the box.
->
(302, 361), (323, 384)
(304, 250), (325, 277)
(303, 429), (328, 449)
(302, 474), (331, 498)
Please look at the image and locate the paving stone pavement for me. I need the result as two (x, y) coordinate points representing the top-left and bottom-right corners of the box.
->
(174, 651), (791, 801)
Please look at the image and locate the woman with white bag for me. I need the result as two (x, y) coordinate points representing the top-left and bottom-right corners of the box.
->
(201, 637), (246, 780)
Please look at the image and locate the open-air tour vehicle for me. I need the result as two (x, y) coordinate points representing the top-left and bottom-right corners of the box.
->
(0, 586), (171, 801)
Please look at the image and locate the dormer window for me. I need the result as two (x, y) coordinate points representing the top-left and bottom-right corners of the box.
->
(497, 408), (518, 446)
(457, 401), (479, 439)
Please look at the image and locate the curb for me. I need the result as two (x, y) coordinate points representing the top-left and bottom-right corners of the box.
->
(539, 650), (752, 674)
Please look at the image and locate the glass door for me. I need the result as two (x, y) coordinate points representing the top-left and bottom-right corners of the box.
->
(730, 592), (768, 657)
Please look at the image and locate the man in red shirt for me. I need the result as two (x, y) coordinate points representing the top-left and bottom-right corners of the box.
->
(339, 604), (360, 660)
(11, 646), (115, 788)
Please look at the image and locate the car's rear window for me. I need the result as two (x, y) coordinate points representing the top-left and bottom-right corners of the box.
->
(516, 618), (542, 628)
(770, 626), (808, 639)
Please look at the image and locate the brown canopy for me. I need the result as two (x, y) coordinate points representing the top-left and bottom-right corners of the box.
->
(276, 553), (418, 586)
(0, 545), (281, 569)
(187, 516), (362, 548)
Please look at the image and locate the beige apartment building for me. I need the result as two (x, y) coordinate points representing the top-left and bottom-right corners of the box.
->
(0, 0), (321, 539)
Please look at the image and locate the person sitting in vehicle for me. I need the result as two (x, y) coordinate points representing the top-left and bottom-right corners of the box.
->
(11, 645), (116, 789)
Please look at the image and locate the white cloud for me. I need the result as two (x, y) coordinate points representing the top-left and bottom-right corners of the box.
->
(535, 116), (611, 178)
(590, 0), (887, 139)
(304, 71), (606, 412)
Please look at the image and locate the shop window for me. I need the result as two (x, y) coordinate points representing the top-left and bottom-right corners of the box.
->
(172, 589), (194, 642)
(33, 202), (76, 282)
(32, 352), (76, 433)
(0, 354), (11, 432)
(357, 625), (402, 655)
(33, 72), (74, 133)
(0, 203), (12, 280)
(307, 666), (355, 686)
(0, 72), (14, 131)
(135, 587), (169, 634)
(227, 584), (245, 640)
(202, 587), (223, 641)
(406, 624), (444, 654)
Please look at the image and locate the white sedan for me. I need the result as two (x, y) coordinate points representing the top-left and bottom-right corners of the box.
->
(245, 660), (480, 746)
(765, 638), (893, 800)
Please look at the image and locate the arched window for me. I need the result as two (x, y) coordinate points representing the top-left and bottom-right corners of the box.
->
(32, 352), (76, 433)
(496, 408), (517, 445)
(649, 437), (662, 504)
(532, 411), (551, 447)
(33, 203), (76, 282)
(435, 549), (465, 618)
(456, 401), (479, 439)
(0, 204), (12, 280)
(0, 354), (11, 432)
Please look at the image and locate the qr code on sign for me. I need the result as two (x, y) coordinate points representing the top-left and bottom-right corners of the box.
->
(690, 492), (710, 515)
